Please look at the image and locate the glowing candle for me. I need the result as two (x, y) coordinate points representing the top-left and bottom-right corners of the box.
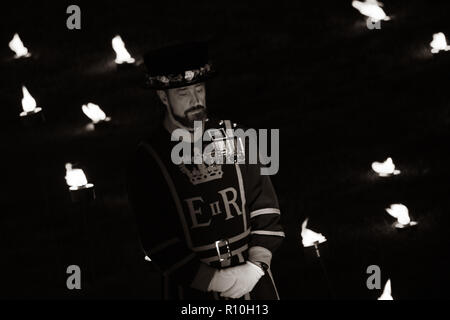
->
(352, 0), (390, 22)
(82, 103), (111, 124)
(371, 157), (400, 177)
(112, 35), (135, 64)
(9, 33), (31, 59)
(430, 32), (450, 54)
(65, 163), (93, 190)
(301, 218), (327, 248)
(301, 218), (333, 297)
(378, 279), (393, 300)
(386, 204), (418, 229)
(65, 163), (95, 202)
(20, 86), (42, 118)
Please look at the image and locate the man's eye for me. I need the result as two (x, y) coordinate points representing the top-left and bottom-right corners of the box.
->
(195, 86), (204, 92)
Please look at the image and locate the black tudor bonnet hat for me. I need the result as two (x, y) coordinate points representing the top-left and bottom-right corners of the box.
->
(144, 41), (216, 89)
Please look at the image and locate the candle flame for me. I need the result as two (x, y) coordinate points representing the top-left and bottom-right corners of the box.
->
(352, 0), (390, 22)
(378, 279), (393, 300)
(385, 204), (417, 227)
(144, 256), (151, 262)
(371, 157), (400, 177)
(112, 35), (135, 64)
(9, 33), (31, 58)
(430, 32), (450, 54)
(82, 102), (110, 124)
(65, 163), (89, 189)
(21, 86), (38, 113)
(301, 218), (327, 247)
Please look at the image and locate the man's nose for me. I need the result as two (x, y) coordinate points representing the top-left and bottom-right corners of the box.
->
(190, 90), (201, 105)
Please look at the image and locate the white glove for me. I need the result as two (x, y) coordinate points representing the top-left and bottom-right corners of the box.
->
(219, 261), (265, 299)
(207, 269), (237, 293)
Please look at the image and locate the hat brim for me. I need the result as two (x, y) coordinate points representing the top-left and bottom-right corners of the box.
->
(144, 70), (216, 90)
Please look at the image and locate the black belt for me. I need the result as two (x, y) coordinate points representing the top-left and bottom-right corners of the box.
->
(195, 233), (250, 261)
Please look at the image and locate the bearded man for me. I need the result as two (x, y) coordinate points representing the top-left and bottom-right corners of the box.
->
(128, 42), (284, 300)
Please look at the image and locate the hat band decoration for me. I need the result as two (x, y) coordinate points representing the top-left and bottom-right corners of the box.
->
(147, 63), (213, 88)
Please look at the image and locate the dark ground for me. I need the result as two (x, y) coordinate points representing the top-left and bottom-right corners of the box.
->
(1, 0), (450, 299)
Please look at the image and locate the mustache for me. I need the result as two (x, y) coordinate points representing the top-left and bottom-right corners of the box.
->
(185, 105), (206, 114)
(185, 105), (207, 122)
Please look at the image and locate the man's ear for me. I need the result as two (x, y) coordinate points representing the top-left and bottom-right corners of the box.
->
(156, 90), (169, 107)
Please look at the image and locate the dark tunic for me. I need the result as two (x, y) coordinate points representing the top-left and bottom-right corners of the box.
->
(128, 119), (284, 300)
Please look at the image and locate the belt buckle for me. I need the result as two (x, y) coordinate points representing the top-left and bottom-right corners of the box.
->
(215, 239), (232, 262)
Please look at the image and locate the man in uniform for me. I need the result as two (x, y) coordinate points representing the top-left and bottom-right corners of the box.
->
(128, 42), (285, 300)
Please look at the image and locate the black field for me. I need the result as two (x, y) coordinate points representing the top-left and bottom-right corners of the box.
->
(1, 0), (450, 299)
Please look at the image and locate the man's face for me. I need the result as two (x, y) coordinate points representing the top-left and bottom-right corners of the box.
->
(158, 83), (207, 128)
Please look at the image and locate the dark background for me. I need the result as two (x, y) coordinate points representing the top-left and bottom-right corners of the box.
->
(1, 0), (450, 299)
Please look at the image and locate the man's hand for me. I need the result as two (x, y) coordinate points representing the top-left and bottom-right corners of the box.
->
(219, 261), (265, 299)
(207, 268), (237, 293)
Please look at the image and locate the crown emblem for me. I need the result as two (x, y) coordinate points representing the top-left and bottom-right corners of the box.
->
(178, 163), (223, 185)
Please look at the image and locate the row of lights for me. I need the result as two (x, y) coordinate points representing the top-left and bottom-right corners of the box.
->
(10, 35), (135, 199)
(20, 85), (111, 127)
(298, 0), (445, 300)
(300, 158), (409, 300)
(9, 33), (135, 63)
(11, 34), (135, 125)
(353, 0), (450, 53)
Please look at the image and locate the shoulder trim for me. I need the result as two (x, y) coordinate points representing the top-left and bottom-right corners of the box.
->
(250, 208), (281, 219)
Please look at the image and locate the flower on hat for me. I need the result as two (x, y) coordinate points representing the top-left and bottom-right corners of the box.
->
(157, 76), (170, 84)
(185, 70), (195, 81)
